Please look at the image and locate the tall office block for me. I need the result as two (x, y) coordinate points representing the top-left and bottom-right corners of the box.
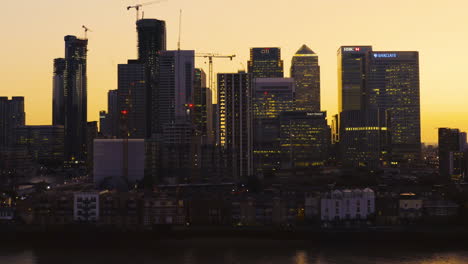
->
(248, 48), (284, 78)
(338, 46), (373, 113)
(118, 60), (146, 138)
(107, 90), (119, 137)
(218, 72), (253, 181)
(439, 128), (466, 180)
(0, 97), (25, 150)
(99, 110), (111, 137)
(291, 44), (321, 111)
(136, 19), (166, 137)
(367, 51), (421, 164)
(15, 125), (64, 166)
(194, 68), (213, 144)
(63, 35), (88, 162)
(279, 111), (329, 168)
(52, 58), (66, 126)
(252, 78), (294, 176)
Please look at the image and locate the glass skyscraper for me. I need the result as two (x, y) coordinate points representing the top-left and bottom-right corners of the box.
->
(248, 48), (284, 79)
(63, 35), (88, 162)
(291, 44), (321, 112)
(52, 58), (66, 126)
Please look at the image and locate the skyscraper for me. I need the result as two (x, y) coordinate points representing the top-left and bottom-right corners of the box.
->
(438, 128), (466, 180)
(52, 58), (66, 126)
(136, 19), (167, 137)
(291, 44), (321, 112)
(118, 60), (146, 138)
(248, 48), (284, 78)
(63, 35), (88, 162)
(0, 97), (25, 150)
(194, 68), (213, 144)
(367, 51), (421, 164)
(338, 46), (373, 113)
(252, 78), (295, 176)
(107, 89), (119, 137)
(218, 72), (253, 181)
(279, 111), (330, 168)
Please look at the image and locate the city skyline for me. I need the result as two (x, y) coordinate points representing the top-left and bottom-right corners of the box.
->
(2, 0), (468, 143)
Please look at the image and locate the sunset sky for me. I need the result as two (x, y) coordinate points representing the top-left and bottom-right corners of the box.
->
(1, 0), (467, 143)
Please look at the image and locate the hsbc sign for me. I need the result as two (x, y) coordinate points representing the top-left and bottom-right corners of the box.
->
(343, 47), (361, 52)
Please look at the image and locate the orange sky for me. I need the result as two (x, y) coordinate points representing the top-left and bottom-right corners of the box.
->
(1, 0), (467, 144)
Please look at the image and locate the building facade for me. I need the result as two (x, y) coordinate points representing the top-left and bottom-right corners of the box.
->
(52, 58), (66, 126)
(291, 44), (320, 112)
(248, 48), (284, 79)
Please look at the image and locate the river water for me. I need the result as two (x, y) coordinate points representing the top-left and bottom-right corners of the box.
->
(1, 239), (468, 264)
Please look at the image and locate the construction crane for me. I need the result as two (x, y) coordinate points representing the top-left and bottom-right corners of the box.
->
(82, 25), (92, 39)
(127, 0), (167, 21)
(195, 53), (236, 102)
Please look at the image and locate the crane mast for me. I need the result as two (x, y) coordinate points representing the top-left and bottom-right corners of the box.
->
(195, 54), (236, 103)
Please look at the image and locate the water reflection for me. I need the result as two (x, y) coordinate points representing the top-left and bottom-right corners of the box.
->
(1, 240), (468, 264)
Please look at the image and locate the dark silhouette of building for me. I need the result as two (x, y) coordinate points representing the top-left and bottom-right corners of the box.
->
(279, 111), (330, 168)
(0, 97), (25, 150)
(248, 48), (284, 78)
(136, 19), (166, 137)
(291, 44), (321, 112)
(252, 78), (294, 177)
(194, 68), (214, 144)
(15, 125), (64, 166)
(52, 58), (66, 126)
(439, 128), (467, 180)
(118, 60), (146, 138)
(367, 51), (421, 164)
(218, 72), (253, 181)
(63, 35), (88, 162)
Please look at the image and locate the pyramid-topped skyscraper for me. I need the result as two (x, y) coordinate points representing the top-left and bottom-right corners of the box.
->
(291, 44), (320, 111)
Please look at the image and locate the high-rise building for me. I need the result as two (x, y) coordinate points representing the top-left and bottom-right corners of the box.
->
(136, 19), (167, 137)
(99, 110), (110, 137)
(252, 78), (295, 176)
(279, 111), (330, 168)
(107, 90), (119, 138)
(194, 68), (213, 144)
(338, 46), (373, 113)
(291, 44), (321, 112)
(118, 60), (146, 138)
(248, 48), (284, 79)
(52, 58), (66, 126)
(63, 35), (88, 162)
(367, 51), (421, 164)
(337, 46), (421, 168)
(15, 125), (64, 166)
(218, 72), (253, 181)
(0, 97), (25, 150)
(439, 128), (466, 180)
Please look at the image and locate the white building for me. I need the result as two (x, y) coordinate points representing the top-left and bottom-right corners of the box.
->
(73, 192), (99, 222)
(321, 188), (375, 222)
(93, 139), (145, 189)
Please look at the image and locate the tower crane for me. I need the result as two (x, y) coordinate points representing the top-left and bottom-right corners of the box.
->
(127, 0), (168, 21)
(82, 25), (92, 39)
(195, 53), (236, 102)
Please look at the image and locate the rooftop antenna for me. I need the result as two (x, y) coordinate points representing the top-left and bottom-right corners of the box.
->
(177, 9), (182, 50)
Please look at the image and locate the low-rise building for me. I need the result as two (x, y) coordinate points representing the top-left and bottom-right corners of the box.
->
(399, 193), (422, 224)
(320, 188), (375, 227)
(74, 192), (99, 222)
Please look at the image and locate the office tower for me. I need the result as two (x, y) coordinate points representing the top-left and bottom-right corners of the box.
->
(218, 72), (253, 181)
(118, 60), (146, 138)
(279, 111), (330, 168)
(194, 68), (213, 144)
(252, 78), (294, 176)
(291, 44), (321, 111)
(63, 35), (88, 162)
(146, 50), (196, 184)
(15, 125), (64, 166)
(0, 97), (25, 150)
(248, 48), (284, 78)
(367, 51), (421, 163)
(52, 58), (66, 126)
(99, 110), (110, 137)
(136, 19), (167, 137)
(107, 90), (119, 137)
(86, 121), (98, 172)
(439, 128), (466, 180)
(340, 110), (389, 168)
